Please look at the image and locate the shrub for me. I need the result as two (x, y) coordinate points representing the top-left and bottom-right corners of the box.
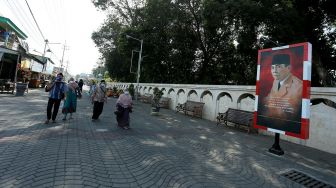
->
(152, 87), (163, 108)
(129, 84), (135, 98)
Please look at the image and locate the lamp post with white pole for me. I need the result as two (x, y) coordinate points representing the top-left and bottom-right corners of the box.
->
(43, 39), (49, 57)
(42, 39), (60, 75)
(126, 34), (143, 101)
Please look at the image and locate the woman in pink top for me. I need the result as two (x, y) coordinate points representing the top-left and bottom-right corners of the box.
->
(116, 88), (133, 130)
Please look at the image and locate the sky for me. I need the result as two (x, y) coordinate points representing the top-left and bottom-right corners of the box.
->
(0, 0), (106, 75)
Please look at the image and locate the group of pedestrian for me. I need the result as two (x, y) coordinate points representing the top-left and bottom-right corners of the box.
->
(90, 79), (133, 130)
(44, 73), (83, 124)
(44, 75), (133, 130)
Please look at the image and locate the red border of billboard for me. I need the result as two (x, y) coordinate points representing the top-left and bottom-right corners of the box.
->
(254, 42), (311, 139)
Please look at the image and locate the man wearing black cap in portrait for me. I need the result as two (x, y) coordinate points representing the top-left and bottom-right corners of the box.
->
(263, 53), (302, 126)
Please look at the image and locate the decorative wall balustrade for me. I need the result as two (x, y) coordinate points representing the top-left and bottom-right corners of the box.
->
(112, 83), (336, 154)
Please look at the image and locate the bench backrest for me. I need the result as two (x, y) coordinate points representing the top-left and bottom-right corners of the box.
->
(144, 94), (153, 97)
(185, 100), (205, 110)
(141, 94), (153, 103)
(226, 108), (253, 125)
(160, 97), (171, 102)
(159, 97), (171, 108)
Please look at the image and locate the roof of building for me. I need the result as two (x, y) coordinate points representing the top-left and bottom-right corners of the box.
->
(0, 16), (28, 39)
(27, 53), (55, 65)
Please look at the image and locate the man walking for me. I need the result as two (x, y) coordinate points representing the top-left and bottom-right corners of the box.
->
(45, 73), (68, 124)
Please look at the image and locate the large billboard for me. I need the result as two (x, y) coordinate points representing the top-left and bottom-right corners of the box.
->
(254, 42), (312, 139)
(31, 60), (43, 73)
(44, 60), (54, 75)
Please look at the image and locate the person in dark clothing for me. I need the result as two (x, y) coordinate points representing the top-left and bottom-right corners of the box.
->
(91, 80), (107, 121)
(78, 79), (84, 92)
(45, 73), (68, 124)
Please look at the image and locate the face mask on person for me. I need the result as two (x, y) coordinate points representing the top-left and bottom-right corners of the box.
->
(56, 75), (62, 81)
(100, 83), (106, 87)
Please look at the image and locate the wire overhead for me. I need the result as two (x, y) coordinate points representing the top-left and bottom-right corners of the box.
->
(22, 0), (61, 60)
(5, 0), (44, 47)
(24, 0), (46, 41)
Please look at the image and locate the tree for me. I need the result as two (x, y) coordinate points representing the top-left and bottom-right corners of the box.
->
(91, 0), (336, 86)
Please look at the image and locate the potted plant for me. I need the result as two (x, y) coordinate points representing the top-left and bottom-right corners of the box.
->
(151, 87), (163, 115)
(128, 84), (135, 99)
(116, 89), (123, 97)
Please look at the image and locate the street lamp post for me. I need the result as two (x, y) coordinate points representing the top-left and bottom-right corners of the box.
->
(43, 39), (61, 57)
(126, 34), (143, 101)
(43, 39), (49, 57)
(42, 39), (60, 74)
(130, 50), (139, 74)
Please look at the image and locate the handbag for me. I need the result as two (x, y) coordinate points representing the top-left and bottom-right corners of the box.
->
(114, 110), (121, 116)
(45, 83), (52, 92)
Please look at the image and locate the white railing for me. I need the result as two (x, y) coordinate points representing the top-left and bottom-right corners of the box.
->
(110, 82), (336, 154)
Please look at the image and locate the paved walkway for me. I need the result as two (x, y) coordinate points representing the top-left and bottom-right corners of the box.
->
(0, 87), (335, 188)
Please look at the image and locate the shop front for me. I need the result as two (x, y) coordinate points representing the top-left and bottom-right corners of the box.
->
(19, 55), (47, 88)
(0, 15), (28, 94)
(0, 48), (20, 94)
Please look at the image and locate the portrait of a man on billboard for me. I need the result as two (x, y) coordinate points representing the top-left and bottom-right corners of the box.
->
(255, 42), (312, 139)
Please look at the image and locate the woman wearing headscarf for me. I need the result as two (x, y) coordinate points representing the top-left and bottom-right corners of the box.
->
(116, 88), (133, 130)
(91, 80), (107, 121)
(62, 78), (78, 120)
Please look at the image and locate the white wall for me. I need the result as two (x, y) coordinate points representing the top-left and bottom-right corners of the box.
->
(112, 83), (336, 154)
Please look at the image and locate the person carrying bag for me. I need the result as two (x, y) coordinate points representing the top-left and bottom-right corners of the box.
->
(44, 73), (67, 124)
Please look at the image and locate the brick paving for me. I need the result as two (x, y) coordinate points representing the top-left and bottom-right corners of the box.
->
(0, 87), (335, 188)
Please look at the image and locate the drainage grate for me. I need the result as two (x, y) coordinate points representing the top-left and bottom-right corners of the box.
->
(281, 170), (335, 188)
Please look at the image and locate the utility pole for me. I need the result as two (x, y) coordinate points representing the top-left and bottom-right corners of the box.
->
(60, 41), (69, 73)
(42, 39), (60, 73)
(43, 39), (49, 57)
(65, 60), (70, 74)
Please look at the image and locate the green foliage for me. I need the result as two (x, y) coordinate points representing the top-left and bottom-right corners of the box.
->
(117, 89), (124, 95)
(112, 86), (117, 93)
(92, 65), (106, 79)
(104, 71), (110, 79)
(128, 84), (135, 98)
(104, 77), (113, 82)
(91, 0), (336, 86)
(152, 87), (163, 108)
(90, 79), (97, 85)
